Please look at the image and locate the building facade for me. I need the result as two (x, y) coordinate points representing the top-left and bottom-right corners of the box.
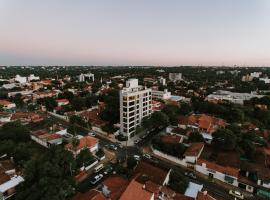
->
(120, 79), (152, 139)
(169, 73), (182, 82)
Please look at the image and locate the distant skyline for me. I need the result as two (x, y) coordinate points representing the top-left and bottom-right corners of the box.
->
(0, 0), (270, 66)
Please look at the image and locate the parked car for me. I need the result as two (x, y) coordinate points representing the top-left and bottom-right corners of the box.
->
(184, 171), (197, 179)
(88, 132), (96, 136)
(143, 153), (151, 159)
(133, 155), (141, 161)
(103, 166), (113, 175)
(229, 190), (244, 199)
(90, 174), (103, 185)
(115, 143), (123, 148)
(94, 164), (104, 173)
(134, 139), (140, 144)
(109, 144), (117, 151)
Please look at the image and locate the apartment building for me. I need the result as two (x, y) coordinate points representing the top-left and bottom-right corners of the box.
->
(169, 73), (182, 82)
(120, 79), (152, 139)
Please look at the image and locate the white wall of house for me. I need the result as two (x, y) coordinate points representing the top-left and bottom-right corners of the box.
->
(30, 135), (48, 148)
(195, 164), (238, 186)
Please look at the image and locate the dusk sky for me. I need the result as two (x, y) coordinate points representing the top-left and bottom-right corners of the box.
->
(0, 0), (270, 66)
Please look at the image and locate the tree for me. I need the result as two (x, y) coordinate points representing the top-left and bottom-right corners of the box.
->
(16, 146), (75, 200)
(76, 149), (95, 168)
(71, 97), (85, 111)
(168, 170), (188, 194)
(189, 131), (204, 142)
(212, 128), (237, 151)
(0, 121), (30, 142)
(69, 115), (87, 127)
(179, 102), (192, 115)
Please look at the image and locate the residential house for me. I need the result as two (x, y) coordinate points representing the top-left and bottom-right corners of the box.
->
(195, 147), (240, 187)
(65, 135), (99, 155)
(0, 100), (16, 111)
(71, 189), (106, 200)
(0, 160), (24, 200)
(11, 112), (44, 124)
(56, 99), (69, 107)
(101, 176), (129, 200)
(183, 143), (204, 168)
(178, 114), (226, 143)
(32, 90), (57, 101)
(31, 130), (63, 148)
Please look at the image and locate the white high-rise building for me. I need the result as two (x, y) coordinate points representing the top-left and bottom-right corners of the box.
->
(169, 73), (182, 82)
(78, 73), (94, 82)
(120, 79), (152, 139)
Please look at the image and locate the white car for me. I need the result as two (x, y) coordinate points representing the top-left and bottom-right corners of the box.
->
(134, 155), (141, 161)
(143, 154), (151, 159)
(90, 174), (103, 185)
(88, 132), (96, 136)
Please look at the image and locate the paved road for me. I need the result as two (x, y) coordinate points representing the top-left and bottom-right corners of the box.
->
(48, 114), (263, 200)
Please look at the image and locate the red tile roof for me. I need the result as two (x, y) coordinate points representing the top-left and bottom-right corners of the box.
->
(196, 191), (216, 200)
(184, 143), (204, 157)
(161, 134), (183, 144)
(119, 178), (153, 200)
(102, 176), (129, 200)
(65, 136), (98, 151)
(71, 190), (106, 200)
(197, 158), (239, 177)
(134, 161), (169, 186)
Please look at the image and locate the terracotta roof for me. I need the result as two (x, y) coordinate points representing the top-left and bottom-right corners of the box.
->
(179, 114), (226, 134)
(119, 178), (153, 200)
(0, 100), (14, 106)
(56, 99), (69, 103)
(174, 193), (194, 200)
(144, 181), (160, 194)
(71, 190), (106, 200)
(198, 158), (239, 178)
(65, 136), (98, 151)
(102, 176), (129, 200)
(79, 110), (107, 127)
(196, 191), (216, 200)
(184, 143), (204, 157)
(134, 161), (169, 186)
(161, 134), (183, 144)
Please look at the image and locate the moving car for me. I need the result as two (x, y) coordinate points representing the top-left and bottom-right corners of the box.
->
(90, 174), (103, 185)
(229, 190), (244, 199)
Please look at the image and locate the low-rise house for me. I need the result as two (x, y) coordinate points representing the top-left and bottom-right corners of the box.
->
(0, 112), (12, 124)
(11, 112), (44, 124)
(101, 175), (128, 200)
(32, 90), (57, 101)
(56, 99), (69, 107)
(134, 161), (171, 186)
(183, 143), (204, 167)
(119, 177), (154, 200)
(65, 135), (99, 155)
(178, 114), (226, 143)
(31, 130), (62, 148)
(71, 189), (106, 200)
(0, 160), (24, 200)
(0, 100), (16, 111)
(195, 147), (240, 187)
